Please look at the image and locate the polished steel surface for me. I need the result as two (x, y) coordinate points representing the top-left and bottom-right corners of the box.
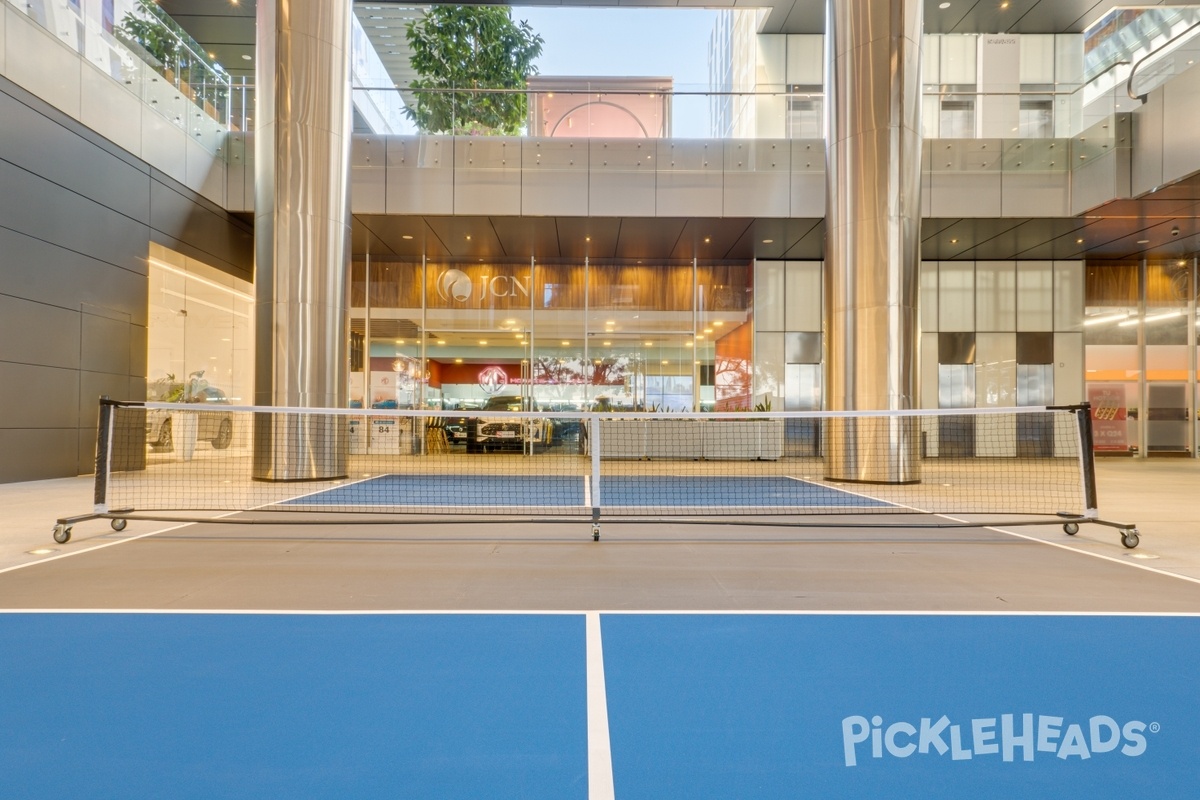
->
(253, 0), (352, 479)
(823, 0), (922, 482)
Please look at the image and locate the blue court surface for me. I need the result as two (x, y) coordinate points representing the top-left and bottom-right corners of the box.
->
(281, 474), (893, 510)
(2, 613), (1197, 798)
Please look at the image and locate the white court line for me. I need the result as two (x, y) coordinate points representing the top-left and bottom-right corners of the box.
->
(2, 474), (387, 576)
(944, 515), (1200, 587)
(0, 520), (208, 575)
(586, 611), (616, 800)
(0, 608), (1198, 616)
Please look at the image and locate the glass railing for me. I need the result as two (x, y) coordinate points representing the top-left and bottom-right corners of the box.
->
(8, 0), (233, 140)
(332, 82), (1086, 141)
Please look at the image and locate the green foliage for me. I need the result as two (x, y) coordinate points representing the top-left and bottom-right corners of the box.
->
(404, 5), (544, 135)
(115, 0), (181, 70)
(754, 399), (773, 413)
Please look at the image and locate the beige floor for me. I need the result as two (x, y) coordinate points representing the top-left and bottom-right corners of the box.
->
(1, 458), (1198, 586)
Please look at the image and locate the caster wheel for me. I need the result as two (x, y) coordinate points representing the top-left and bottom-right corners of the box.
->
(111, 518), (128, 532)
(1121, 530), (1140, 549)
(1063, 522), (1079, 535)
(52, 525), (72, 544)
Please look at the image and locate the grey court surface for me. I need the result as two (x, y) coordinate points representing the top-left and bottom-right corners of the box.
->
(3, 462), (1200, 798)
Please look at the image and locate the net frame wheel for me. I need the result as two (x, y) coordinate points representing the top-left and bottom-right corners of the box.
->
(1121, 529), (1140, 549)
(111, 518), (128, 532)
(1063, 522), (1080, 535)
(52, 524), (72, 544)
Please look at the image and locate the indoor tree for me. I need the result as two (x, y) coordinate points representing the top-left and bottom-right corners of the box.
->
(404, 5), (544, 135)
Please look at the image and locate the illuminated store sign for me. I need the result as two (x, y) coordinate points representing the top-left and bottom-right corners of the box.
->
(478, 366), (509, 395)
(437, 269), (530, 306)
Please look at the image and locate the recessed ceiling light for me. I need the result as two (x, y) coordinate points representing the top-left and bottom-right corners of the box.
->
(465, 235), (471, 241)
(704, 237), (711, 243)
(454, 358), (463, 363)
(762, 239), (774, 244)
(603, 341), (611, 346)
(1077, 238), (1084, 244)
(241, 54), (252, 61)
(939, 2), (951, 8)
(1137, 239), (1150, 244)
(479, 340), (488, 345)
(561, 340), (570, 346)
(437, 340), (446, 345)
(645, 341), (653, 347)
(402, 234), (413, 240)
(712, 321), (724, 327)
(950, 238), (959, 244)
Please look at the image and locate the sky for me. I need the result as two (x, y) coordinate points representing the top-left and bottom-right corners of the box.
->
(514, 7), (724, 137)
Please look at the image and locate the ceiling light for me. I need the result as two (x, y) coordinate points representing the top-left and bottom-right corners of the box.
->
(605, 320), (616, 326)
(950, 238), (959, 244)
(437, 340), (446, 345)
(661, 360), (669, 365)
(465, 235), (471, 241)
(1077, 238), (1084, 244)
(402, 234), (413, 240)
(241, 54), (252, 61)
(479, 340), (488, 345)
(603, 341), (611, 346)
(704, 237), (711, 244)
(685, 341), (693, 348)
(455, 358), (463, 363)
(712, 321), (724, 327)
(561, 340), (570, 346)
(1136, 239), (1150, 244)
(704, 327), (714, 334)
(645, 341), (653, 347)
(395, 339), (405, 344)
(939, 1), (950, 7)
(585, 236), (591, 242)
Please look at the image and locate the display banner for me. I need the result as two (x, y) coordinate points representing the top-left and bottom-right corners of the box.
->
(1088, 383), (1130, 451)
(602, 614), (1199, 798)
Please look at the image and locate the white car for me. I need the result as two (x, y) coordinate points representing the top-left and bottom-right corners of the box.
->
(464, 395), (556, 453)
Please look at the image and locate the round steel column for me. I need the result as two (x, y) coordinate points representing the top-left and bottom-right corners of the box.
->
(823, 0), (923, 484)
(252, 0), (351, 480)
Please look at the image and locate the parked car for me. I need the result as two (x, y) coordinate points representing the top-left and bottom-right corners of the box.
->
(461, 395), (558, 453)
(147, 385), (235, 451)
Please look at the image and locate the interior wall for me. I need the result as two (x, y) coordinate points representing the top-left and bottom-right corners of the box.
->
(0, 75), (252, 483)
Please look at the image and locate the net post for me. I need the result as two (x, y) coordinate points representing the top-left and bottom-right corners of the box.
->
(93, 396), (117, 513)
(1072, 403), (1100, 518)
(590, 413), (602, 522)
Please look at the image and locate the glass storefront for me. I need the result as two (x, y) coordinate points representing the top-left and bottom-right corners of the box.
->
(147, 243), (254, 407)
(349, 258), (754, 414)
(1084, 259), (1198, 456)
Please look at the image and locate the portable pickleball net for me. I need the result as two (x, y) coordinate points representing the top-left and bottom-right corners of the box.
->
(52, 399), (1139, 547)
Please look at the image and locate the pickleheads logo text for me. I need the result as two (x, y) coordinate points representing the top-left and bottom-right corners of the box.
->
(842, 714), (1156, 767)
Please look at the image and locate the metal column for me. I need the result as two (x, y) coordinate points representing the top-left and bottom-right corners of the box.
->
(823, 0), (923, 483)
(252, 0), (353, 480)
